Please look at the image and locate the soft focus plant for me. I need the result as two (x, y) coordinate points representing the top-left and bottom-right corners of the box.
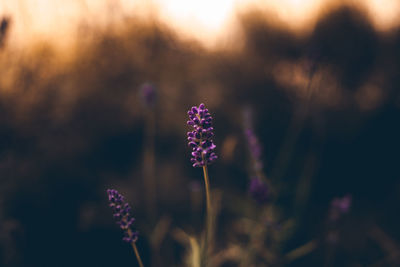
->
(242, 107), (270, 205)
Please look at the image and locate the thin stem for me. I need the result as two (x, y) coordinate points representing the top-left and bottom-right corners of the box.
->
(144, 110), (157, 220)
(132, 242), (144, 267)
(202, 165), (212, 266)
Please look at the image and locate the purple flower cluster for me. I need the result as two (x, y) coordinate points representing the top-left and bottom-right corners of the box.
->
(329, 194), (352, 222)
(187, 103), (217, 167)
(249, 177), (270, 204)
(107, 189), (139, 243)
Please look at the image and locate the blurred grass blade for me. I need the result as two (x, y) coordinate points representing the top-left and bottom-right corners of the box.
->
(189, 236), (201, 267)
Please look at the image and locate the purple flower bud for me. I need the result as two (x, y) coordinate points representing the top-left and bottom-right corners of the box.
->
(107, 189), (139, 243)
(329, 194), (352, 221)
(249, 177), (270, 204)
(187, 104), (217, 167)
(139, 83), (156, 108)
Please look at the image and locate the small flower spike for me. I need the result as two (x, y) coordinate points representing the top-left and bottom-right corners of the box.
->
(187, 103), (217, 167)
(249, 177), (270, 204)
(107, 189), (139, 243)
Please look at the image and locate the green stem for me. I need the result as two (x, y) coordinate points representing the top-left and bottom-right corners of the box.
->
(132, 242), (144, 267)
(202, 165), (212, 266)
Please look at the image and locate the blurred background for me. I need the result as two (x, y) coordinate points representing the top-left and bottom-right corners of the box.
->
(0, 0), (399, 266)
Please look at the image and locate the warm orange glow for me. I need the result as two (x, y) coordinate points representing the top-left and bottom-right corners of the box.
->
(365, 0), (400, 30)
(153, 0), (237, 47)
(0, 0), (399, 48)
(156, 0), (235, 31)
(239, 0), (324, 29)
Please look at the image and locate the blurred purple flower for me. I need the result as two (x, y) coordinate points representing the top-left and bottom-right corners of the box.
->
(187, 103), (217, 167)
(245, 128), (263, 172)
(242, 107), (263, 172)
(329, 194), (352, 221)
(242, 107), (271, 204)
(249, 177), (270, 204)
(107, 189), (139, 243)
(139, 82), (156, 108)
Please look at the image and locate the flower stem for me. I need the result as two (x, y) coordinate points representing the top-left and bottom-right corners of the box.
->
(144, 109), (157, 220)
(132, 242), (144, 267)
(202, 165), (212, 265)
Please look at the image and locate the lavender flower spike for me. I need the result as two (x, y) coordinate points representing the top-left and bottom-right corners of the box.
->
(187, 103), (217, 167)
(107, 189), (139, 243)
